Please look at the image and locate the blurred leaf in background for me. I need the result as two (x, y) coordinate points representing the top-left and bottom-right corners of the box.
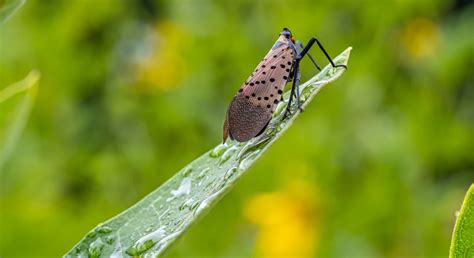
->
(0, 0), (473, 257)
(0, 70), (40, 171)
(0, 0), (25, 23)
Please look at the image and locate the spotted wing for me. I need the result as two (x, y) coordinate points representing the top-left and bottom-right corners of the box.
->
(224, 41), (295, 142)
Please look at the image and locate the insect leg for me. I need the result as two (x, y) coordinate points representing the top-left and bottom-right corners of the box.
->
(287, 40), (302, 82)
(289, 39), (301, 55)
(284, 61), (301, 118)
(297, 40), (321, 71)
(306, 52), (321, 71)
(295, 40), (303, 51)
(289, 41), (303, 111)
(299, 37), (347, 69)
(294, 64), (303, 112)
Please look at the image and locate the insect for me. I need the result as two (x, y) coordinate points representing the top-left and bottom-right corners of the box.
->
(223, 27), (346, 142)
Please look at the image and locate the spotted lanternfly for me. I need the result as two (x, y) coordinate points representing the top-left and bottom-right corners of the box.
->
(223, 28), (346, 142)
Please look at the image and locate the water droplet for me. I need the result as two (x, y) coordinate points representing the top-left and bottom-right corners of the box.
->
(195, 200), (209, 215)
(167, 177), (192, 202)
(455, 211), (460, 217)
(145, 227), (153, 233)
(190, 200), (200, 210)
(105, 236), (115, 244)
(278, 123), (286, 131)
(97, 226), (112, 234)
(301, 86), (312, 101)
(274, 101), (287, 115)
(88, 238), (104, 258)
(224, 167), (238, 180)
(300, 95), (307, 102)
(86, 230), (97, 239)
(110, 249), (122, 258)
(239, 151), (259, 170)
(183, 167), (193, 176)
(126, 227), (166, 256)
(209, 144), (228, 158)
(179, 198), (195, 211)
(197, 168), (210, 179)
(173, 217), (185, 226)
(194, 190), (224, 216)
(236, 135), (269, 160)
(219, 146), (238, 164)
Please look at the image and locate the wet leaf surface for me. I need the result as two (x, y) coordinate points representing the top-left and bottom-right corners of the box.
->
(64, 47), (352, 257)
(450, 184), (474, 258)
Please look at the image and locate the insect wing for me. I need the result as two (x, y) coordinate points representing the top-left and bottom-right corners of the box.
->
(224, 38), (295, 142)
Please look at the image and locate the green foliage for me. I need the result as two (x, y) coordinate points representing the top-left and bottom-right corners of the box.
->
(0, 0), (25, 23)
(1, 1), (473, 257)
(0, 70), (40, 172)
(64, 48), (351, 257)
(450, 184), (474, 258)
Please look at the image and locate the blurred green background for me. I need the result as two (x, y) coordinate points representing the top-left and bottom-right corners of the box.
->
(1, 0), (473, 257)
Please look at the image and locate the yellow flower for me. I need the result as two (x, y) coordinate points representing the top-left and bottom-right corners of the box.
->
(243, 181), (319, 258)
(400, 18), (440, 59)
(134, 21), (188, 92)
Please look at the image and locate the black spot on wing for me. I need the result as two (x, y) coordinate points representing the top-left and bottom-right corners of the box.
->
(242, 41), (293, 108)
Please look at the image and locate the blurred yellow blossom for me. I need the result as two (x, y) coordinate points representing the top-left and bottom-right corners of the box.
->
(134, 21), (188, 92)
(243, 180), (319, 258)
(399, 18), (440, 59)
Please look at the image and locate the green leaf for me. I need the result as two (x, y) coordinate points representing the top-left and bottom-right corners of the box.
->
(0, 70), (40, 172)
(64, 47), (352, 257)
(450, 184), (474, 258)
(0, 0), (26, 23)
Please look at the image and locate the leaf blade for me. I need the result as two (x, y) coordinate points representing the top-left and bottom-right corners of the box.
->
(0, 0), (26, 24)
(64, 47), (352, 257)
(0, 70), (40, 172)
(450, 184), (474, 258)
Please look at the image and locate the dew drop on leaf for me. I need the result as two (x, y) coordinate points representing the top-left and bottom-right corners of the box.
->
(219, 146), (238, 164)
(126, 227), (166, 256)
(209, 144), (228, 157)
(88, 238), (104, 258)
